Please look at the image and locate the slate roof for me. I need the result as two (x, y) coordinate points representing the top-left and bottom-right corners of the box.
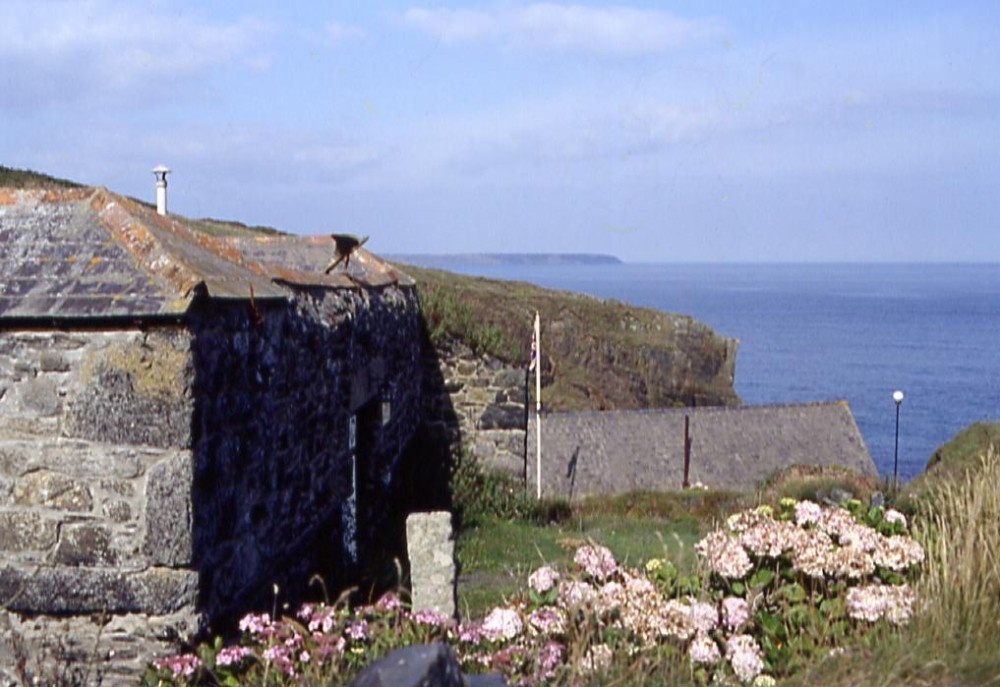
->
(526, 401), (876, 498)
(0, 187), (411, 321)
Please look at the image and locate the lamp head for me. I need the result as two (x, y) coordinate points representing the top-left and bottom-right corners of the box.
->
(892, 390), (904, 405)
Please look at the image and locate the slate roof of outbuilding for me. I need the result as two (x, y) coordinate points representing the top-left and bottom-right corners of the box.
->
(0, 186), (411, 321)
(526, 401), (876, 498)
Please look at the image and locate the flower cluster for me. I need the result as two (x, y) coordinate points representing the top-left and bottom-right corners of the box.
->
(700, 501), (924, 586)
(696, 530), (753, 579)
(846, 584), (916, 624)
(148, 500), (923, 687)
(152, 654), (201, 678)
(527, 565), (559, 593)
(726, 634), (765, 683)
(573, 544), (618, 581)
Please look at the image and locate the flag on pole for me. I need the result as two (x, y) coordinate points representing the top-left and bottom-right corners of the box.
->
(528, 318), (538, 372)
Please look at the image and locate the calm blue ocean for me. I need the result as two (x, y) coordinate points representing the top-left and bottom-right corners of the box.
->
(425, 262), (1000, 482)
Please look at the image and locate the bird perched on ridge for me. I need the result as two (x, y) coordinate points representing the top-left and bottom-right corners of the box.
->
(324, 234), (369, 274)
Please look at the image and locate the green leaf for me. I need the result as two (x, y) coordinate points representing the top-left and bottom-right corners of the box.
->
(758, 611), (783, 637)
(819, 597), (846, 619)
(878, 569), (905, 585)
(782, 582), (807, 603)
(749, 568), (775, 590)
(787, 602), (811, 626)
(867, 505), (884, 526)
(730, 581), (746, 596)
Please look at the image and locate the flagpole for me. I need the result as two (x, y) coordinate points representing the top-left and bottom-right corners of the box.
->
(534, 311), (542, 500)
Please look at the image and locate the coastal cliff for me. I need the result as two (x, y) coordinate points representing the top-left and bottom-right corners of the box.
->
(406, 264), (739, 411)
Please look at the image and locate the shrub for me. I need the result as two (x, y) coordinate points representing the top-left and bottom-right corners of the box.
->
(148, 499), (922, 686)
(418, 284), (521, 361)
(450, 449), (569, 529)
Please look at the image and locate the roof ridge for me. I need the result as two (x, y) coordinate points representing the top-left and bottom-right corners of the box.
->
(90, 187), (203, 307)
(544, 400), (851, 419)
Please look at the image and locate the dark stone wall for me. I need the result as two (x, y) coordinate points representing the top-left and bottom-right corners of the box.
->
(189, 283), (424, 631)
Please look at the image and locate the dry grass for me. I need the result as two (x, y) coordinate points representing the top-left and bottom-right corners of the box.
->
(909, 447), (1000, 656)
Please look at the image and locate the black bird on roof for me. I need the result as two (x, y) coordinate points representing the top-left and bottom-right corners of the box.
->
(324, 234), (369, 274)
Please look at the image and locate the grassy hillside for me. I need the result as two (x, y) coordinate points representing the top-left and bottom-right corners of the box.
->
(0, 164), (82, 189)
(406, 263), (739, 410)
(902, 421), (1000, 499)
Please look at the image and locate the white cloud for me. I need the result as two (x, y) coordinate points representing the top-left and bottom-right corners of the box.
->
(400, 4), (724, 54)
(0, 0), (269, 109)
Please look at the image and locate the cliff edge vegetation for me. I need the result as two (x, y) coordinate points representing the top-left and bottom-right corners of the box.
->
(405, 263), (740, 410)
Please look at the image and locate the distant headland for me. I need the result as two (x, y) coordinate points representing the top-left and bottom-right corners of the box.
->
(389, 253), (622, 267)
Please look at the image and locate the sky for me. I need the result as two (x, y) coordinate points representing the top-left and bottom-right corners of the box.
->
(2, 1), (998, 262)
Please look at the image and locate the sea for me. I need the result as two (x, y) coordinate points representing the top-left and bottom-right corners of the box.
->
(411, 261), (1000, 482)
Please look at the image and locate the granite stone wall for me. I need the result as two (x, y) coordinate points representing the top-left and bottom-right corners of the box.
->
(0, 328), (199, 683)
(0, 283), (424, 683)
(423, 338), (527, 477)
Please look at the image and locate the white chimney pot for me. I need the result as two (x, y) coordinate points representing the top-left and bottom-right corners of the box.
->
(152, 164), (170, 215)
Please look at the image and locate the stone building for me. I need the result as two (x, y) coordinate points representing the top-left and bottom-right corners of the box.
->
(0, 187), (423, 682)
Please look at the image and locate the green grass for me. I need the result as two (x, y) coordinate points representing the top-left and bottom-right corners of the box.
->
(455, 507), (704, 619)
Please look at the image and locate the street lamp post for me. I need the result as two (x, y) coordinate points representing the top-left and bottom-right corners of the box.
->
(892, 390), (904, 491)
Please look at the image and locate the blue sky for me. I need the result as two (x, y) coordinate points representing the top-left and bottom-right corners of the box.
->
(2, 1), (998, 262)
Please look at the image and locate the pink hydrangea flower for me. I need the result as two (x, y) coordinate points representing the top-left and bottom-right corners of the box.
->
(846, 584), (916, 624)
(536, 640), (564, 680)
(375, 592), (403, 612)
(154, 653), (201, 678)
(696, 531), (753, 579)
(345, 619), (369, 640)
(884, 509), (907, 528)
(690, 600), (719, 634)
(558, 579), (597, 608)
(726, 634), (764, 683)
(238, 612), (272, 635)
(215, 645), (252, 667)
(304, 605), (337, 634)
(527, 606), (566, 635)
(689, 634), (722, 665)
(722, 596), (750, 631)
(412, 608), (453, 627)
(574, 544), (619, 581)
(482, 607), (523, 641)
(794, 500), (823, 526)
(528, 565), (560, 593)
(457, 623), (485, 644)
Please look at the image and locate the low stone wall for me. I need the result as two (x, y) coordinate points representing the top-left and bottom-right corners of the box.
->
(426, 339), (526, 476)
